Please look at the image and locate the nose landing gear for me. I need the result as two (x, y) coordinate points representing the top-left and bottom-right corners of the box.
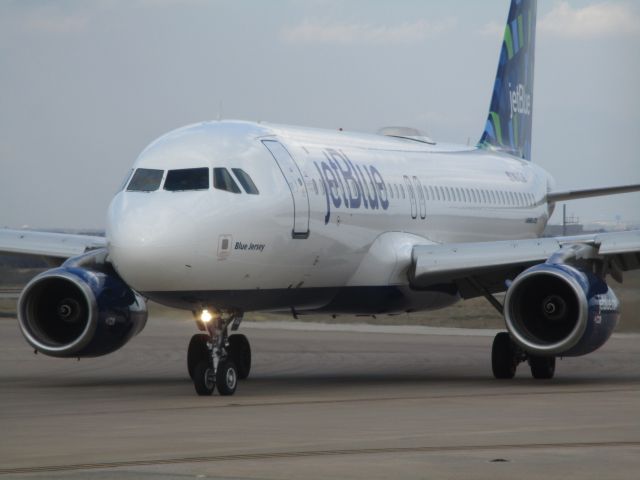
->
(188, 310), (251, 396)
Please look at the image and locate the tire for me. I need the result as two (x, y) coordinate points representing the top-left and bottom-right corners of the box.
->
(187, 334), (210, 380)
(529, 355), (556, 379)
(193, 360), (215, 396)
(216, 359), (238, 396)
(228, 334), (251, 380)
(492, 332), (517, 379)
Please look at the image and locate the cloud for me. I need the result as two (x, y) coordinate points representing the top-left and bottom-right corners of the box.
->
(539, 1), (640, 38)
(478, 21), (504, 37)
(281, 18), (457, 46)
(18, 6), (91, 35)
(132, 0), (208, 7)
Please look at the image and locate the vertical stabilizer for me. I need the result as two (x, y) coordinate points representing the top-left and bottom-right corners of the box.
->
(479, 0), (537, 160)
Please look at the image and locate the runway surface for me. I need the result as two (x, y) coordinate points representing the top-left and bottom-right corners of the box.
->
(1, 312), (639, 479)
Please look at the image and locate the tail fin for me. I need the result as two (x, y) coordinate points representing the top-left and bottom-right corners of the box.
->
(479, 0), (537, 161)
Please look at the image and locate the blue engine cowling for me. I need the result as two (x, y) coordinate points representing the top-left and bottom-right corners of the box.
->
(504, 263), (620, 357)
(18, 259), (147, 358)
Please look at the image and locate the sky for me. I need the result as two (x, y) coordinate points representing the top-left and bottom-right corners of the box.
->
(0, 0), (638, 229)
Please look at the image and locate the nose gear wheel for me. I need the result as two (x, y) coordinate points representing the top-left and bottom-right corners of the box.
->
(188, 310), (248, 396)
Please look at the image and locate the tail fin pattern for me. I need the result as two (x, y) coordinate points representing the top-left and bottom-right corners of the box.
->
(479, 0), (537, 161)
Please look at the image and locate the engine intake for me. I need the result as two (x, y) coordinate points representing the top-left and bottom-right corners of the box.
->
(504, 263), (619, 356)
(18, 263), (147, 358)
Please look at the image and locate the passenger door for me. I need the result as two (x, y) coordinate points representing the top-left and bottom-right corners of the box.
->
(262, 140), (310, 238)
(413, 176), (426, 220)
(403, 175), (417, 219)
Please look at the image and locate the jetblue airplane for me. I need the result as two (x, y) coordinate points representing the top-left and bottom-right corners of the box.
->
(1, 0), (639, 396)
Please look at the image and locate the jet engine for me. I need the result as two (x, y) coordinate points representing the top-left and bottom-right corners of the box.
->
(504, 263), (619, 357)
(18, 253), (147, 358)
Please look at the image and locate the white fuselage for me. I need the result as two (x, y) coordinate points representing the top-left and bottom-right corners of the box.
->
(106, 121), (553, 314)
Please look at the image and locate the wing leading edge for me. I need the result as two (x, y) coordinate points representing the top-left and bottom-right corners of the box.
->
(547, 184), (640, 203)
(410, 230), (640, 298)
(0, 228), (106, 260)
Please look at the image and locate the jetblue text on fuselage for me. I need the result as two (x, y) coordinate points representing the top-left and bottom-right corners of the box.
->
(314, 149), (390, 225)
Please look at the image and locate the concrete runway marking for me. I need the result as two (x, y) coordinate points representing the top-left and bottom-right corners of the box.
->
(1, 441), (639, 475)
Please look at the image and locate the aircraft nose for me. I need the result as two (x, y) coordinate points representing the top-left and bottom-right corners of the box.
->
(106, 193), (197, 291)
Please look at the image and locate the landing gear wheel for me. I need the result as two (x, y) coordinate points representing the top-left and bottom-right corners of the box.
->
(492, 332), (517, 379)
(187, 334), (210, 380)
(216, 359), (238, 396)
(193, 360), (215, 396)
(529, 355), (556, 379)
(228, 334), (251, 380)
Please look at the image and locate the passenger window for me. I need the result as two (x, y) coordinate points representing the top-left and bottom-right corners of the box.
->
(231, 168), (259, 195)
(213, 168), (241, 194)
(164, 167), (209, 191)
(127, 168), (164, 192)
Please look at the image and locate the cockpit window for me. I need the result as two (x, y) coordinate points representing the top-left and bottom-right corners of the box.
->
(231, 168), (259, 195)
(164, 167), (209, 191)
(118, 169), (133, 192)
(127, 168), (164, 192)
(213, 168), (241, 193)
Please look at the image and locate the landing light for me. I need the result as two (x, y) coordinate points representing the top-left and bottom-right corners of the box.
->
(200, 309), (214, 323)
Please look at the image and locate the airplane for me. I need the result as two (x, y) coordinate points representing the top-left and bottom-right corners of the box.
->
(1, 0), (639, 396)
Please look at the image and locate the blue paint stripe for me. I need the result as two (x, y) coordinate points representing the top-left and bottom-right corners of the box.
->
(484, 120), (495, 141)
(511, 19), (519, 55)
(508, 120), (515, 149)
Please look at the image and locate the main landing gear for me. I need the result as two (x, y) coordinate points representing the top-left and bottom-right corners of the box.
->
(491, 332), (556, 380)
(187, 310), (251, 396)
(468, 281), (556, 380)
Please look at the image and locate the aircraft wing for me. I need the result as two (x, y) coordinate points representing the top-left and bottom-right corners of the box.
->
(410, 230), (640, 299)
(0, 228), (106, 260)
(547, 184), (640, 203)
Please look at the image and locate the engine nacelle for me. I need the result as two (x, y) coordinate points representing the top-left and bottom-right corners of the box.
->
(504, 263), (619, 357)
(18, 264), (147, 358)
